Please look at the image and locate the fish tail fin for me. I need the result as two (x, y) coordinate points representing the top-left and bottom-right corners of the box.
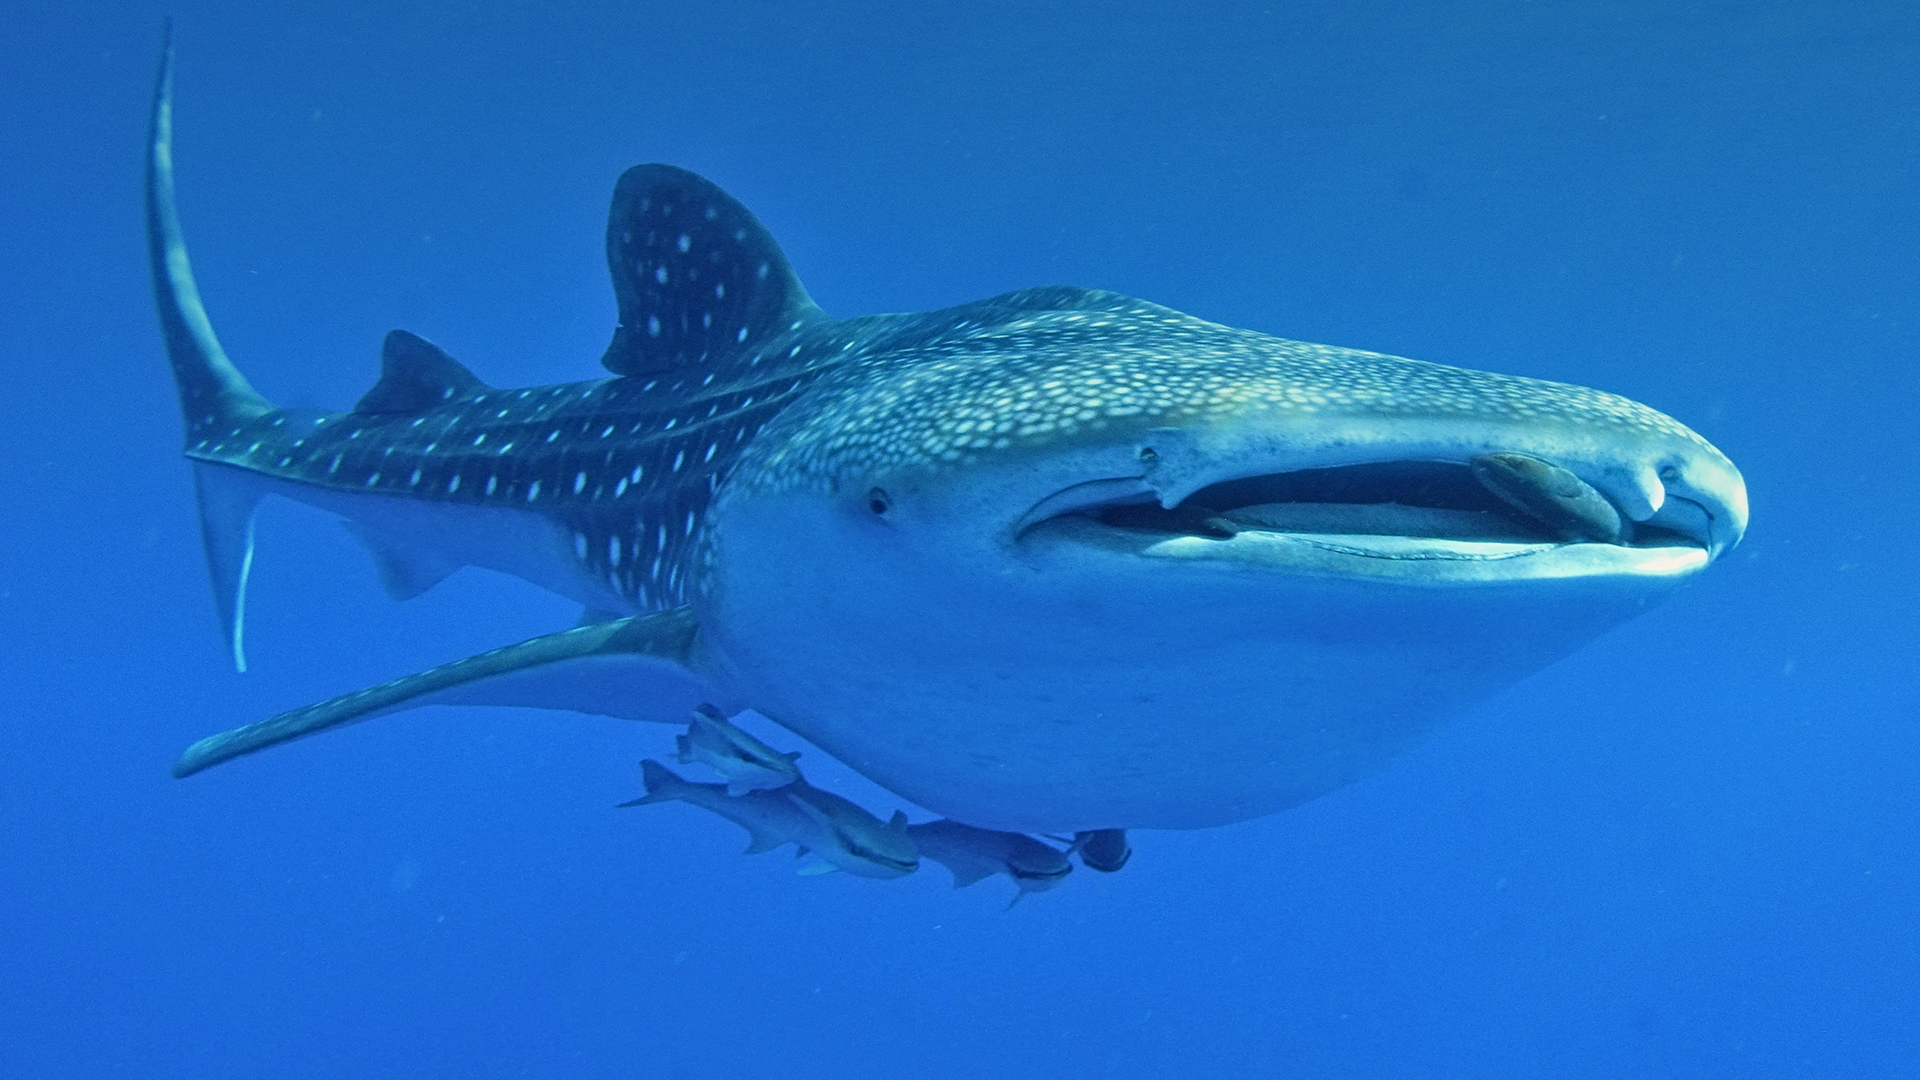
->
(740, 829), (789, 856)
(149, 30), (275, 671)
(146, 27), (272, 444)
(619, 758), (688, 807)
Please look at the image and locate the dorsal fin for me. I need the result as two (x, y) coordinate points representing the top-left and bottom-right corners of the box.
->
(354, 330), (488, 414)
(599, 165), (824, 377)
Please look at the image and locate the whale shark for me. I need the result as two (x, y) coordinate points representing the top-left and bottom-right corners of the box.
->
(151, 39), (1746, 839)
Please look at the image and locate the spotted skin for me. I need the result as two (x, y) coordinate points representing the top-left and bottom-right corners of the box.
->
(181, 271), (1724, 615)
(735, 288), (1714, 497)
(186, 357), (820, 611)
(601, 164), (826, 377)
(157, 38), (1725, 619)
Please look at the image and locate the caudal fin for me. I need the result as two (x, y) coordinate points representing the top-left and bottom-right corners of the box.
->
(617, 758), (690, 807)
(147, 28), (276, 670)
(146, 25), (271, 441)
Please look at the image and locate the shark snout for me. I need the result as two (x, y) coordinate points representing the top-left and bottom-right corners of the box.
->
(1471, 447), (1745, 557)
(1643, 451), (1748, 558)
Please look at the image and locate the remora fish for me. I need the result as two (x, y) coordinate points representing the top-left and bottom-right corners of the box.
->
(781, 784), (920, 880)
(619, 759), (812, 858)
(907, 820), (1073, 900)
(676, 705), (802, 795)
(152, 41), (1747, 835)
(623, 761), (917, 879)
(1069, 829), (1132, 873)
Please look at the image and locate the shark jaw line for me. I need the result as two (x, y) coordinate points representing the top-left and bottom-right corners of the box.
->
(1011, 452), (1721, 581)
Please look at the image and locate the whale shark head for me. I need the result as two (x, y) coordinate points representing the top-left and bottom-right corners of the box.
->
(702, 288), (1745, 830)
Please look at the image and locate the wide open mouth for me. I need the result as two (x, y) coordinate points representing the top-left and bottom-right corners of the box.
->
(1024, 460), (1699, 552)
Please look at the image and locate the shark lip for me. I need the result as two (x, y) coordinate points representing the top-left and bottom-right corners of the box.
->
(1010, 864), (1072, 885)
(845, 843), (918, 874)
(1014, 458), (1713, 572)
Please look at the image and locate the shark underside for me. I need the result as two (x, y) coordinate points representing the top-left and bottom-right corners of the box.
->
(148, 37), (1747, 858)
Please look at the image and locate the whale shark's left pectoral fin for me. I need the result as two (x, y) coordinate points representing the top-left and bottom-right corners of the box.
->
(173, 608), (725, 778)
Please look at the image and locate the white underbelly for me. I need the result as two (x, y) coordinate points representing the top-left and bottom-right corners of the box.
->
(705, 503), (1697, 833)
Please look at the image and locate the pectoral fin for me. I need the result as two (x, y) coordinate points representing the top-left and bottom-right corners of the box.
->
(173, 608), (718, 777)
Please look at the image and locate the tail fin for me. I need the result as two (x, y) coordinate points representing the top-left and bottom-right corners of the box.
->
(617, 759), (689, 807)
(147, 26), (271, 440)
(148, 28), (275, 670)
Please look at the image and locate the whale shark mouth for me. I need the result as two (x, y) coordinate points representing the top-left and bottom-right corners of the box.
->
(1018, 459), (1708, 571)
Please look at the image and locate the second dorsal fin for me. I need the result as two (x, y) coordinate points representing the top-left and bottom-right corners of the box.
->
(354, 330), (488, 414)
(600, 165), (824, 378)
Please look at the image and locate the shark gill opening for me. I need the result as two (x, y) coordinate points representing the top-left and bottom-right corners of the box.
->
(1078, 460), (1676, 546)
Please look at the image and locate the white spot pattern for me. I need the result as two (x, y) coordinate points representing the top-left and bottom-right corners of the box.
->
(180, 171), (1717, 623)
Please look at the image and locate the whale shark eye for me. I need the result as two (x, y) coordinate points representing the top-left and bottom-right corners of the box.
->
(1138, 446), (1159, 466)
(867, 488), (892, 516)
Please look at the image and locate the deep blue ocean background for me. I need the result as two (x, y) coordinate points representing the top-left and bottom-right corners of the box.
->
(4, 2), (1916, 1076)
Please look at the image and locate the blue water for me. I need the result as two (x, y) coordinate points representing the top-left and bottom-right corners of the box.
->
(4, 2), (1915, 1076)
